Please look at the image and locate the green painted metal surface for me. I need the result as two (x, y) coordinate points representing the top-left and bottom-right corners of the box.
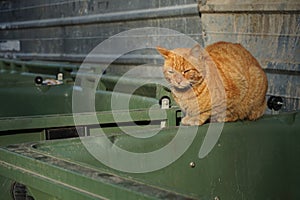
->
(0, 132), (44, 147)
(0, 112), (299, 199)
(0, 107), (179, 159)
(0, 58), (171, 118)
(0, 58), (74, 117)
(0, 57), (175, 156)
(0, 108), (178, 133)
(0, 58), (172, 147)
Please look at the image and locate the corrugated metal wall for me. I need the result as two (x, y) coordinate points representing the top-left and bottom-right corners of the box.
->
(0, 0), (201, 63)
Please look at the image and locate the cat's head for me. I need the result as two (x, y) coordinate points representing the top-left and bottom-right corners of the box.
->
(157, 45), (206, 90)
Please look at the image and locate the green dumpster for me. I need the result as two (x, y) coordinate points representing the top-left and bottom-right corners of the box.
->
(0, 112), (299, 199)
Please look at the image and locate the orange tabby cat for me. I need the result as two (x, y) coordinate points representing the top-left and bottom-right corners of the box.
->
(157, 41), (268, 125)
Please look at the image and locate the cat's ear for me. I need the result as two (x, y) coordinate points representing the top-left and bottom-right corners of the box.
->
(189, 44), (202, 58)
(156, 46), (170, 58)
(190, 44), (210, 63)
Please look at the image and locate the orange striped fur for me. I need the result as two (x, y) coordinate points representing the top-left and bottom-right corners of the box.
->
(157, 41), (268, 126)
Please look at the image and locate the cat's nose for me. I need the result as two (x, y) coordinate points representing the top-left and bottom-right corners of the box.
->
(175, 77), (182, 84)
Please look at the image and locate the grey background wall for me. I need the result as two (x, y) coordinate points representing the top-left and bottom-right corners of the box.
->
(0, 0), (201, 62)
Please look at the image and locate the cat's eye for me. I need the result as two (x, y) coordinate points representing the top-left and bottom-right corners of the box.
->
(168, 70), (174, 74)
(182, 69), (193, 74)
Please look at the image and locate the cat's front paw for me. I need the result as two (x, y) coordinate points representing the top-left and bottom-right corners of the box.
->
(181, 116), (204, 126)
